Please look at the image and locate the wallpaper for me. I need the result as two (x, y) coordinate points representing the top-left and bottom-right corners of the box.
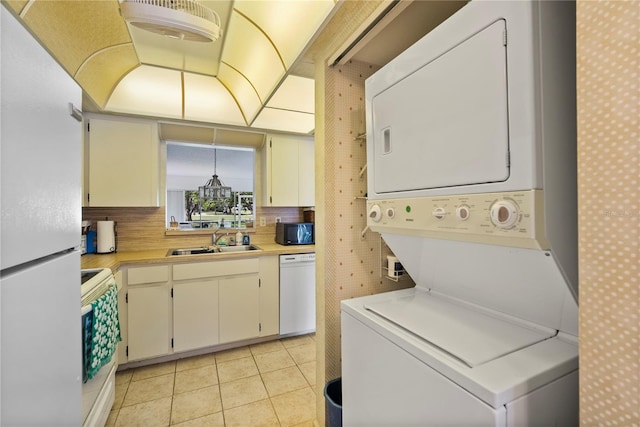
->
(577, 1), (639, 425)
(315, 59), (415, 423)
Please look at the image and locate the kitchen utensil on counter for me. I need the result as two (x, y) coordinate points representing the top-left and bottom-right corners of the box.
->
(81, 220), (90, 255)
(169, 216), (179, 229)
(303, 209), (315, 223)
(97, 220), (117, 254)
(86, 227), (97, 255)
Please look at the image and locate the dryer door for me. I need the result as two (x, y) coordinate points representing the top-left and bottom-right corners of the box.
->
(371, 19), (509, 194)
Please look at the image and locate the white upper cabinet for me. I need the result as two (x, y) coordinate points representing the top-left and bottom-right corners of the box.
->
(262, 133), (315, 207)
(298, 137), (315, 207)
(84, 114), (160, 207)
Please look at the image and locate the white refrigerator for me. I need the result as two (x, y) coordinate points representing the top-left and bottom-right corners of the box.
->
(1, 5), (83, 424)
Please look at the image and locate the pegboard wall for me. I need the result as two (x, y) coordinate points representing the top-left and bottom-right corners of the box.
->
(319, 59), (415, 388)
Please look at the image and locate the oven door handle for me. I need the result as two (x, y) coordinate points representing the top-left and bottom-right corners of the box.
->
(81, 305), (92, 316)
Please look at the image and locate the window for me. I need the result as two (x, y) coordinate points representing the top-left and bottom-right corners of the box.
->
(166, 142), (255, 231)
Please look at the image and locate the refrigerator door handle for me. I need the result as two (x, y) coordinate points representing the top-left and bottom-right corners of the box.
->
(69, 102), (82, 122)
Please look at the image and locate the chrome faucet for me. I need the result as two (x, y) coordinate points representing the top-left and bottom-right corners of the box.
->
(212, 227), (222, 245)
(212, 227), (229, 245)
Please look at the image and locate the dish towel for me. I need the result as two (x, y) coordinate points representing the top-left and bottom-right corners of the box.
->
(82, 310), (94, 383)
(87, 285), (121, 381)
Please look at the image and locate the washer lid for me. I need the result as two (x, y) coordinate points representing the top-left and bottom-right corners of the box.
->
(364, 292), (555, 367)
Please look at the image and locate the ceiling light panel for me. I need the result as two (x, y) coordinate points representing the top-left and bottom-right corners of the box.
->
(106, 65), (182, 119)
(123, 0), (232, 76)
(183, 73), (246, 126)
(221, 12), (285, 101)
(267, 75), (315, 114)
(75, 45), (140, 109)
(252, 108), (315, 134)
(127, 25), (222, 75)
(217, 62), (263, 123)
(234, 0), (335, 68)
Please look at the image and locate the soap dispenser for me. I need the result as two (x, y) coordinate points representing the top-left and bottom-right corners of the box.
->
(236, 230), (243, 246)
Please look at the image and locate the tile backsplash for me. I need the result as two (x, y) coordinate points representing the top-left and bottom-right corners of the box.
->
(82, 205), (305, 251)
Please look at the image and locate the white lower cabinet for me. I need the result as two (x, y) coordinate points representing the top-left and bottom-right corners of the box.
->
(258, 256), (280, 336)
(114, 270), (127, 364)
(126, 265), (171, 362)
(123, 257), (280, 364)
(173, 280), (219, 352)
(219, 275), (260, 343)
(128, 284), (171, 361)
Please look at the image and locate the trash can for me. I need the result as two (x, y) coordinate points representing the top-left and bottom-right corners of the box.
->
(324, 377), (342, 427)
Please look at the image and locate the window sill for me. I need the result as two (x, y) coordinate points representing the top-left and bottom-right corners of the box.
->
(165, 228), (255, 236)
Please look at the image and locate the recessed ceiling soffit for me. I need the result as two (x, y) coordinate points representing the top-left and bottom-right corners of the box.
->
(7, 0), (337, 134)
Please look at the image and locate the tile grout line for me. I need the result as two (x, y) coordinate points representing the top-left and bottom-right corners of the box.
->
(215, 357), (227, 427)
(114, 335), (316, 426)
(252, 349), (284, 427)
(168, 368), (176, 427)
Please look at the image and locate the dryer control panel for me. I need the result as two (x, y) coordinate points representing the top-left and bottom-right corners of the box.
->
(367, 190), (549, 250)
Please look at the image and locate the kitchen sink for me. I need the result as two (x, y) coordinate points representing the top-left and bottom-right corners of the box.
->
(217, 245), (262, 253)
(167, 247), (217, 256)
(166, 245), (261, 256)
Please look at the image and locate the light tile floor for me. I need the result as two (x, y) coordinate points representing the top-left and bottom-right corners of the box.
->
(107, 334), (317, 427)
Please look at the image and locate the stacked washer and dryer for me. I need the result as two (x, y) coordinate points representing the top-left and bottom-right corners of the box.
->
(341, 1), (579, 425)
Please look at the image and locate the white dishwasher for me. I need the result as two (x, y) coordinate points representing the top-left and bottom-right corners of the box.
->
(279, 253), (316, 336)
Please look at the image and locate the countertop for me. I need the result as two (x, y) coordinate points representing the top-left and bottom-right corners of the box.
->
(81, 243), (316, 272)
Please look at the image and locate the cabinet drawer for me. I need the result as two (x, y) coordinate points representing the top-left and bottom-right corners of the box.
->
(173, 258), (259, 281)
(128, 265), (169, 285)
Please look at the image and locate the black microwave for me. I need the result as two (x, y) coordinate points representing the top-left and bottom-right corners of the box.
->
(275, 222), (314, 245)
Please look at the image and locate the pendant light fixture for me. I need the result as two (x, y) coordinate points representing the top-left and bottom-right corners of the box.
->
(199, 148), (232, 200)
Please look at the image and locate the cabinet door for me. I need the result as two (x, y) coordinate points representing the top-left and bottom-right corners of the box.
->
(298, 137), (315, 207)
(219, 275), (260, 343)
(259, 256), (280, 336)
(128, 284), (170, 361)
(114, 270), (127, 364)
(266, 135), (299, 206)
(173, 280), (219, 352)
(87, 115), (159, 207)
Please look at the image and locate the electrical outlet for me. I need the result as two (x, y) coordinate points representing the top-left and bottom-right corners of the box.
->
(260, 216), (266, 227)
(275, 217), (281, 223)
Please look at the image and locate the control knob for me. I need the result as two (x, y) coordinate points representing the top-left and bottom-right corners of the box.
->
(490, 199), (519, 229)
(432, 207), (445, 220)
(456, 205), (470, 221)
(368, 205), (382, 222)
